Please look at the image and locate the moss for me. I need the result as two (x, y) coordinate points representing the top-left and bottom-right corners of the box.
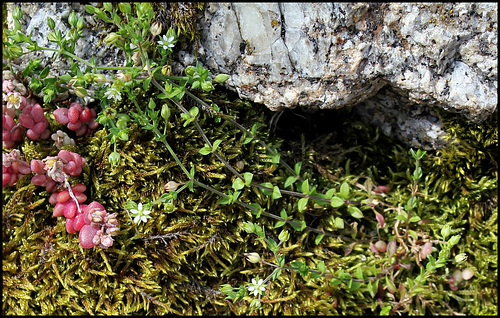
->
(3, 83), (497, 315)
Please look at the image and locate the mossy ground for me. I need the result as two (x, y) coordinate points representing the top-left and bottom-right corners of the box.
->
(3, 82), (497, 315)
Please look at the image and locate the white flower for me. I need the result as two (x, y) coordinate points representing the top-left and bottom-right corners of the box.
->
(130, 203), (152, 224)
(247, 278), (266, 297)
(157, 34), (175, 50)
(103, 87), (122, 102)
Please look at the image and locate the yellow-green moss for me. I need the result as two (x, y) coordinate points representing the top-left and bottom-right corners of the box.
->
(3, 82), (497, 315)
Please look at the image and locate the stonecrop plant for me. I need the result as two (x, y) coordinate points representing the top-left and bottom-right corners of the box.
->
(3, 3), (496, 315)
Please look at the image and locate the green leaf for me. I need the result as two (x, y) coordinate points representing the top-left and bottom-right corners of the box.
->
(249, 203), (263, 218)
(214, 74), (230, 83)
(85, 5), (96, 14)
(272, 186), (282, 200)
(355, 266), (364, 279)
(274, 220), (286, 228)
(409, 215), (421, 223)
(243, 172), (253, 186)
(39, 66), (50, 79)
(301, 179), (310, 194)
(198, 145), (211, 155)
(284, 176), (297, 188)
(294, 162), (302, 175)
(317, 261), (326, 273)
(297, 197), (308, 212)
(348, 206), (364, 219)
(325, 188), (335, 199)
(395, 214), (407, 222)
(330, 196), (344, 208)
(339, 182), (350, 200)
(278, 255), (286, 267)
(211, 139), (222, 152)
(254, 224), (265, 239)
(408, 229), (418, 240)
(380, 305), (392, 315)
(338, 270), (352, 281)
(347, 280), (362, 291)
(280, 209), (288, 220)
(103, 2), (113, 12)
(259, 183), (273, 196)
(405, 197), (417, 211)
(290, 220), (306, 231)
(232, 178), (245, 190)
(310, 272), (322, 279)
(271, 268), (282, 281)
(271, 152), (280, 164)
(315, 234), (325, 245)
(330, 278), (341, 285)
(334, 217), (344, 229)
(266, 237), (278, 253)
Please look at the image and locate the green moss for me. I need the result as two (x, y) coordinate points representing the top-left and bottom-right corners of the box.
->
(3, 81), (497, 315)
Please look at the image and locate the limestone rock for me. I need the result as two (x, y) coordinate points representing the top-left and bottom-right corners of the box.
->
(185, 2), (497, 148)
(5, 3), (497, 149)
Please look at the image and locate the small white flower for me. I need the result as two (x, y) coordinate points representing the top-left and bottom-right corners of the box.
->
(103, 87), (122, 102)
(130, 203), (152, 225)
(247, 278), (266, 297)
(157, 34), (175, 50)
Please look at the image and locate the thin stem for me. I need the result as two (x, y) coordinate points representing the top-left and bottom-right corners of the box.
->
(64, 179), (81, 214)
(192, 179), (373, 243)
(183, 89), (302, 182)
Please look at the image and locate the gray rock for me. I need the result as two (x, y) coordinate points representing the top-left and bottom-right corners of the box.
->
(187, 2), (497, 149)
(5, 3), (497, 149)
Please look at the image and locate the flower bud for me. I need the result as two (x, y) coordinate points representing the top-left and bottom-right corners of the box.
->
(150, 21), (162, 37)
(93, 74), (107, 85)
(132, 51), (141, 66)
(104, 32), (125, 48)
(13, 6), (23, 21)
(461, 268), (474, 280)
(454, 253), (467, 264)
(68, 11), (77, 27)
(100, 234), (114, 248)
(185, 66), (196, 77)
(164, 201), (176, 213)
(201, 81), (214, 92)
(116, 72), (132, 82)
(107, 226), (119, 236)
(214, 74), (230, 83)
(241, 222), (255, 234)
(163, 181), (179, 192)
(441, 224), (452, 239)
(108, 151), (121, 167)
(278, 229), (290, 242)
(161, 65), (172, 76)
(161, 103), (171, 122)
(249, 299), (261, 309)
(220, 284), (234, 294)
(74, 87), (88, 98)
(244, 252), (261, 264)
(452, 269), (463, 284)
(77, 16), (85, 30)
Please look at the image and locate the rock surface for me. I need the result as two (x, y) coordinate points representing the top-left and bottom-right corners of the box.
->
(5, 3), (498, 149)
(186, 2), (497, 148)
